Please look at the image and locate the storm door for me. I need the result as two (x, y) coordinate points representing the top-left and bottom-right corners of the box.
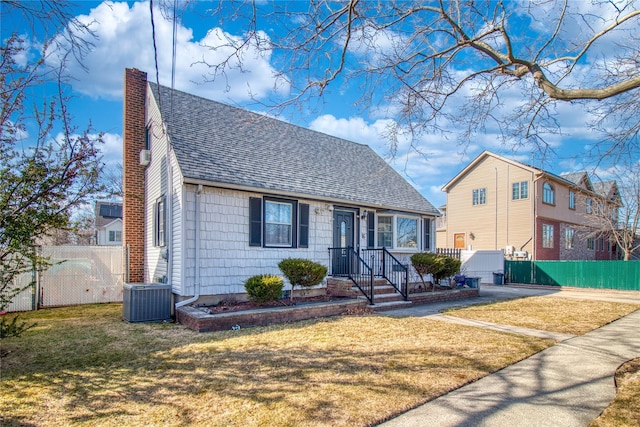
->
(332, 210), (355, 275)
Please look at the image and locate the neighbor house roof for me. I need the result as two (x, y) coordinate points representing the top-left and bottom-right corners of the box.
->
(95, 202), (122, 227)
(443, 151), (616, 200)
(148, 83), (438, 215)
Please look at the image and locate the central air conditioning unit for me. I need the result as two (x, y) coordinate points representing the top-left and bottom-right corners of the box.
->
(139, 149), (151, 166)
(123, 283), (172, 322)
(513, 251), (528, 259)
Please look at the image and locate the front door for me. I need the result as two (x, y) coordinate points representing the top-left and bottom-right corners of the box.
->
(332, 210), (355, 275)
(454, 233), (466, 249)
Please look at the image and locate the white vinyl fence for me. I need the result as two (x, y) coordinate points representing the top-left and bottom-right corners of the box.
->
(4, 245), (125, 312)
(460, 250), (505, 284)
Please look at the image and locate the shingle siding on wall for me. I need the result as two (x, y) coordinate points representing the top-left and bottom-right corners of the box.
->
(178, 185), (333, 297)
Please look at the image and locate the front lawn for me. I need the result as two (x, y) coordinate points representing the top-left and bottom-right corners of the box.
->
(1, 296), (637, 426)
(443, 296), (640, 335)
(2, 304), (550, 426)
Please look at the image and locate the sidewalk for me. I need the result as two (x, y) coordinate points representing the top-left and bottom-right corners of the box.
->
(379, 285), (640, 427)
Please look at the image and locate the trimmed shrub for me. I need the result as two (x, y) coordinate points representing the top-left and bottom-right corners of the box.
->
(411, 252), (461, 289)
(244, 274), (284, 303)
(278, 258), (327, 301)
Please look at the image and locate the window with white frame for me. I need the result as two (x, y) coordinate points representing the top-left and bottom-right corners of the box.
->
(542, 224), (554, 248)
(108, 230), (122, 243)
(569, 191), (575, 210)
(155, 196), (166, 247)
(396, 217), (418, 248)
(512, 181), (528, 200)
(587, 237), (595, 250)
(543, 183), (555, 205)
(264, 200), (293, 247)
(377, 215), (419, 249)
(586, 198), (592, 214)
(472, 188), (486, 205)
(565, 228), (574, 249)
(377, 216), (393, 248)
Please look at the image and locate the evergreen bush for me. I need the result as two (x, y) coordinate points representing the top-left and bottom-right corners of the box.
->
(278, 258), (327, 301)
(244, 274), (284, 303)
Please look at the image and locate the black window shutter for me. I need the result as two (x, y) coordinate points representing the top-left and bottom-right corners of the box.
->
(423, 218), (431, 251)
(299, 203), (309, 248)
(367, 211), (375, 248)
(249, 197), (262, 246)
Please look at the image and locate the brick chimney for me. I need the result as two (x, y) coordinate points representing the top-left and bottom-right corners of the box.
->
(123, 68), (147, 283)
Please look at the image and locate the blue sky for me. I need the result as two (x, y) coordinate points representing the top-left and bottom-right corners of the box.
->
(3, 0), (637, 208)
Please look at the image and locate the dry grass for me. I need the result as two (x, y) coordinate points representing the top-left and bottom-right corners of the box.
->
(590, 358), (640, 427)
(1, 303), (552, 427)
(444, 296), (640, 335)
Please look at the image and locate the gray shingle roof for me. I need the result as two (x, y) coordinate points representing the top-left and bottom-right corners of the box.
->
(149, 83), (438, 215)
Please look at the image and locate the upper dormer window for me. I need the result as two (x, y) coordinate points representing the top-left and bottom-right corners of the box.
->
(512, 181), (529, 200)
(542, 183), (555, 205)
(472, 188), (486, 205)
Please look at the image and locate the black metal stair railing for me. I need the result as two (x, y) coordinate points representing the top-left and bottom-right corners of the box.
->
(361, 247), (408, 300)
(328, 247), (374, 304)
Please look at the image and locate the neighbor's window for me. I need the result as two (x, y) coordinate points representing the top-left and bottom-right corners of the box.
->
(512, 181), (529, 200)
(565, 228), (574, 249)
(264, 200), (293, 247)
(155, 196), (166, 247)
(472, 188), (486, 205)
(396, 217), (418, 248)
(543, 183), (555, 205)
(587, 237), (595, 250)
(108, 230), (122, 243)
(542, 224), (554, 248)
(586, 198), (592, 214)
(569, 191), (575, 210)
(377, 216), (393, 248)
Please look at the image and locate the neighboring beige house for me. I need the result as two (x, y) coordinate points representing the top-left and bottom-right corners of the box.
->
(437, 151), (619, 261)
(94, 202), (123, 246)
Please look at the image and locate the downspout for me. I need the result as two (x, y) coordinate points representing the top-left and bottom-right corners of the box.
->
(175, 184), (202, 308)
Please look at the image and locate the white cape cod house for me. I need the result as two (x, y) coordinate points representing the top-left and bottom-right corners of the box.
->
(123, 68), (439, 306)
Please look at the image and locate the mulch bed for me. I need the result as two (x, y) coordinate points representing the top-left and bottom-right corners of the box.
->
(202, 295), (353, 314)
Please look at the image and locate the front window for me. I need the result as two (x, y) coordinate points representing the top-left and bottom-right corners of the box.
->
(587, 237), (595, 250)
(109, 230), (122, 243)
(377, 216), (393, 248)
(569, 191), (575, 210)
(543, 183), (555, 205)
(265, 200), (292, 246)
(472, 188), (486, 205)
(586, 198), (592, 214)
(396, 217), (418, 248)
(512, 181), (528, 200)
(565, 228), (574, 249)
(377, 215), (419, 249)
(542, 224), (554, 248)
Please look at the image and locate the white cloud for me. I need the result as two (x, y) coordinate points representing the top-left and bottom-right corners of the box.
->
(99, 132), (123, 165)
(45, 1), (287, 102)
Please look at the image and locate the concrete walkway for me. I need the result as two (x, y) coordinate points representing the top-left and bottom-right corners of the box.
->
(379, 285), (640, 427)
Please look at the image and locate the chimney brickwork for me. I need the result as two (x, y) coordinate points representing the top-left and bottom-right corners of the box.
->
(123, 68), (147, 283)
